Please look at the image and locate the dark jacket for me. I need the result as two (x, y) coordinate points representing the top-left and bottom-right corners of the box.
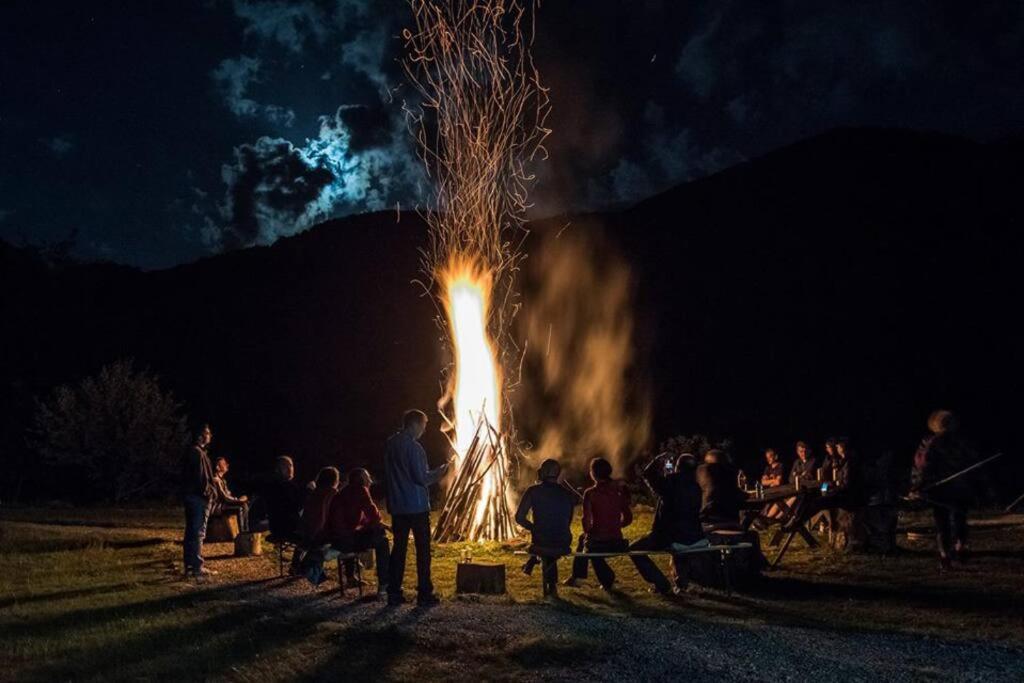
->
(211, 474), (245, 515)
(789, 456), (817, 484)
(180, 444), (215, 499)
(912, 433), (975, 502)
(643, 461), (704, 544)
(696, 462), (743, 524)
(265, 477), (306, 537)
(515, 480), (576, 553)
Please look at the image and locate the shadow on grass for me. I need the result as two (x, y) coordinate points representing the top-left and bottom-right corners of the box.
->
(307, 625), (416, 680)
(505, 635), (606, 670)
(0, 579), (169, 610)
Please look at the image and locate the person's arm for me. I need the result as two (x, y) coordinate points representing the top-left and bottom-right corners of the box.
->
(581, 490), (593, 535)
(358, 486), (383, 527)
(620, 486), (634, 528)
(642, 458), (670, 496)
(408, 442), (449, 487)
(514, 488), (534, 532)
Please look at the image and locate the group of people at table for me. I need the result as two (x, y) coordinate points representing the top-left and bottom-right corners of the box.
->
(181, 408), (972, 602)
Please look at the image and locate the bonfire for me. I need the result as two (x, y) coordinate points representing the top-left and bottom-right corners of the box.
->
(403, 0), (550, 541)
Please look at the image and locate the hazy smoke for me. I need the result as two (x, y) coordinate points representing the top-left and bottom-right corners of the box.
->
(517, 224), (650, 477)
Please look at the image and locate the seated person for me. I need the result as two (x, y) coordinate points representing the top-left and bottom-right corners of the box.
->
(264, 455), (312, 573)
(514, 459), (577, 597)
(789, 441), (818, 485)
(631, 452), (705, 594)
(299, 466), (340, 545)
(565, 457), (633, 591)
(821, 439), (840, 481)
(696, 449), (743, 527)
(327, 468), (390, 594)
(211, 456), (249, 532)
(761, 449), (784, 488)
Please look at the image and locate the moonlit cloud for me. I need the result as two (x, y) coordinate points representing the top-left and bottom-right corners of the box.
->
(211, 56), (296, 127)
(231, 0), (328, 53)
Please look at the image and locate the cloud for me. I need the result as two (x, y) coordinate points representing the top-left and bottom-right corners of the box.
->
(231, 0), (328, 53)
(213, 105), (425, 248)
(211, 56), (296, 127)
(41, 135), (74, 157)
(0, 208), (11, 223)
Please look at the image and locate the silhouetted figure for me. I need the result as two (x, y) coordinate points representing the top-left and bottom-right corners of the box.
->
(912, 410), (975, 569)
(181, 423), (216, 577)
(564, 458), (633, 591)
(300, 467), (340, 544)
(329, 468), (391, 594)
(696, 449), (743, 526)
(631, 453), (706, 594)
(822, 439), (840, 481)
(515, 459), (577, 597)
(384, 409), (451, 606)
(212, 456), (249, 531)
(264, 455), (308, 573)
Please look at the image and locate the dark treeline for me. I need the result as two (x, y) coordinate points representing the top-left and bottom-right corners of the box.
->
(2, 127), (1020, 503)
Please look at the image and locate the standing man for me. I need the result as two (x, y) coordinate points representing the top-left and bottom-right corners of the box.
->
(181, 423), (216, 578)
(385, 409), (451, 606)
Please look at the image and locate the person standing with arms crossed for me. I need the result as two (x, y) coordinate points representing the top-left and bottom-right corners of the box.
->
(385, 409), (452, 606)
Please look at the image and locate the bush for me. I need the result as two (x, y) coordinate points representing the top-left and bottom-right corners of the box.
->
(29, 360), (190, 503)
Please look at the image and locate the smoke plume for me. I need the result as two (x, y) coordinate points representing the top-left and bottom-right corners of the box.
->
(517, 223), (650, 477)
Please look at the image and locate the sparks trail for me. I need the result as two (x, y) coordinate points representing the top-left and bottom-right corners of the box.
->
(403, 0), (550, 541)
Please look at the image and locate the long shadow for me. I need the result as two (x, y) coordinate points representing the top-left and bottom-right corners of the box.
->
(0, 579), (169, 610)
(306, 624), (416, 681)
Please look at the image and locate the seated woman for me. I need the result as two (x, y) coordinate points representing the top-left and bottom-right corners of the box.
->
(212, 457), (249, 531)
(565, 457), (633, 591)
(297, 467), (341, 585)
(327, 468), (391, 595)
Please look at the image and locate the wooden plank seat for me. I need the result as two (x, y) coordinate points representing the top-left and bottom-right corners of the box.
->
(265, 536), (364, 595)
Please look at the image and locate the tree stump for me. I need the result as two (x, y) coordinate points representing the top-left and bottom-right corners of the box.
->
(455, 562), (506, 594)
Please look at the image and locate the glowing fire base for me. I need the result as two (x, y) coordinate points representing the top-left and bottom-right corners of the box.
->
(433, 412), (516, 543)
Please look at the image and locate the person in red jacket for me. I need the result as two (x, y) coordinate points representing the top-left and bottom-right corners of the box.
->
(564, 457), (633, 591)
(328, 468), (391, 594)
(299, 467), (340, 544)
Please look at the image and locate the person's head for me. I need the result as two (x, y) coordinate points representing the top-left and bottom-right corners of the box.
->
(836, 438), (849, 458)
(589, 457), (613, 483)
(704, 449), (724, 465)
(675, 453), (698, 482)
(349, 467), (372, 488)
(196, 424), (212, 447)
(316, 466), (341, 491)
(928, 409), (958, 435)
(796, 441), (810, 460)
(403, 409), (429, 440)
(538, 458), (561, 482)
(276, 455), (295, 481)
(824, 439), (836, 456)
(215, 457), (229, 476)
(765, 448), (778, 464)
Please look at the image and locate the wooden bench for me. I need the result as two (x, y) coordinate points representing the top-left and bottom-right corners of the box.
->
(265, 537), (364, 595)
(514, 543), (753, 594)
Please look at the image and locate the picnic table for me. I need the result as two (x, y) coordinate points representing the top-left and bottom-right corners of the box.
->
(741, 481), (844, 569)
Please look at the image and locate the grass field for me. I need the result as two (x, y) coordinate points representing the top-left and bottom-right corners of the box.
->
(1, 506), (1023, 681)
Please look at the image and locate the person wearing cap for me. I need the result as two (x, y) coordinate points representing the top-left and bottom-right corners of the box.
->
(514, 458), (578, 597)
(328, 467), (391, 594)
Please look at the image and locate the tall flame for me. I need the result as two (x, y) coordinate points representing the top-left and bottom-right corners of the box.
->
(442, 257), (508, 534)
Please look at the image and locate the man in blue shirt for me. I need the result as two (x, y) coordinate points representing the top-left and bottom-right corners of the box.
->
(385, 409), (452, 606)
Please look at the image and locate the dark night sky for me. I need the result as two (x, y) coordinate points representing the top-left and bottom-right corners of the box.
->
(1, 1), (1021, 268)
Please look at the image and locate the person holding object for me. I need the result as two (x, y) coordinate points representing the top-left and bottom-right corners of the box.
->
(514, 458), (578, 598)
(563, 457), (633, 591)
(211, 456), (249, 531)
(385, 409), (452, 606)
(181, 423), (216, 578)
(329, 468), (391, 595)
(911, 410), (976, 570)
(631, 452), (706, 594)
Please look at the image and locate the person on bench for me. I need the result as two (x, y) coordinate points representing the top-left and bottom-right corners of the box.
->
(631, 452), (705, 595)
(697, 449), (743, 528)
(563, 457), (632, 591)
(761, 448), (784, 488)
(264, 455), (309, 574)
(297, 466), (341, 585)
(212, 456), (249, 532)
(514, 459), (577, 597)
(328, 468), (390, 595)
